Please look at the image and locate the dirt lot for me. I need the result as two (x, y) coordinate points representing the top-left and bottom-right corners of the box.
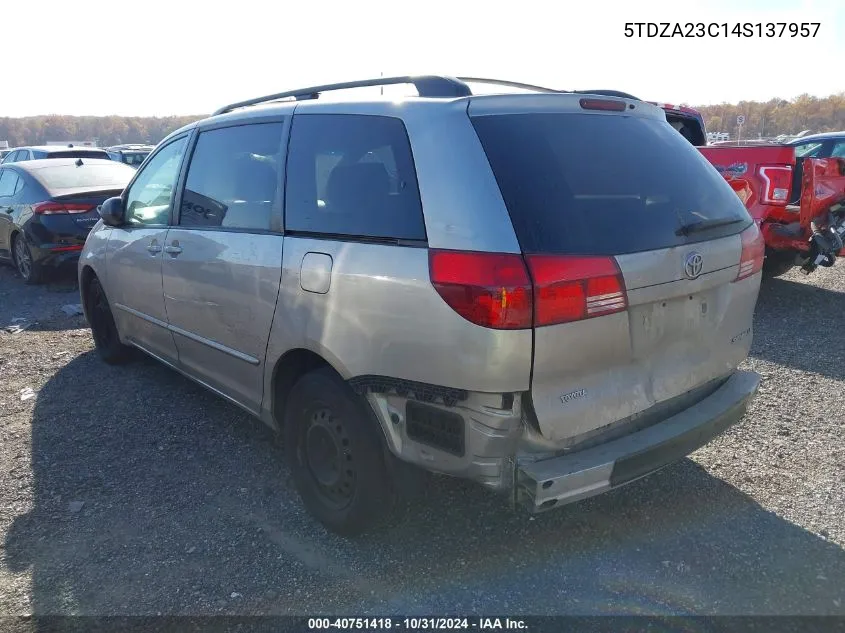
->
(0, 263), (843, 616)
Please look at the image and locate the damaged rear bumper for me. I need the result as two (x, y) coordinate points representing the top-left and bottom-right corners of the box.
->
(515, 370), (761, 512)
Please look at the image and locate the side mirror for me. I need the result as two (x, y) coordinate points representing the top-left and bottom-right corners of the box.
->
(99, 196), (126, 227)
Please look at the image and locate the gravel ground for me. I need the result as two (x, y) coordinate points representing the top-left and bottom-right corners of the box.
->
(0, 262), (843, 617)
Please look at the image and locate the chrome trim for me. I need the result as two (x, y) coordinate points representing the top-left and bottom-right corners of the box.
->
(128, 340), (261, 417)
(114, 302), (260, 366)
(168, 323), (260, 365)
(114, 302), (169, 329)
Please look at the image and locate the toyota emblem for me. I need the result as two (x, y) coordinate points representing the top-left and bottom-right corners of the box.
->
(684, 252), (704, 279)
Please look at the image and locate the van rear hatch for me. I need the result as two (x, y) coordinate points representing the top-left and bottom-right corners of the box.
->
(468, 95), (763, 446)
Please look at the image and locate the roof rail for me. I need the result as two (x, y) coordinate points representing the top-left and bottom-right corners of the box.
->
(456, 77), (562, 94)
(212, 75), (472, 116)
(574, 89), (641, 100)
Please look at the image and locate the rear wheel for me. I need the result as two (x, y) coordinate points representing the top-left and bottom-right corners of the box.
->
(86, 277), (133, 364)
(284, 368), (399, 535)
(12, 235), (44, 285)
(763, 250), (796, 278)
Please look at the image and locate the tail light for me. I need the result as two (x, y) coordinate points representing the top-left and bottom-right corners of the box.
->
(736, 225), (765, 281)
(526, 255), (627, 325)
(429, 250), (533, 329)
(429, 250), (628, 329)
(33, 202), (95, 215)
(758, 165), (792, 206)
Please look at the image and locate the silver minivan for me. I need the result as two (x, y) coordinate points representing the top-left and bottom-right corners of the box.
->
(79, 76), (762, 535)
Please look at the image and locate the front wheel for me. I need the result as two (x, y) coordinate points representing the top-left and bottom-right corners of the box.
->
(284, 368), (399, 536)
(86, 277), (133, 364)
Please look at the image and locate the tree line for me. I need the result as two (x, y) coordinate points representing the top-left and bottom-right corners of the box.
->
(1, 92), (843, 147)
(692, 93), (844, 139)
(0, 115), (204, 148)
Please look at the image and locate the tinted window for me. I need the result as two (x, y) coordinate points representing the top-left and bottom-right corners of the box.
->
(285, 114), (426, 240)
(471, 113), (750, 255)
(122, 152), (150, 166)
(793, 142), (825, 158)
(180, 123), (283, 231)
(831, 142), (845, 158)
(125, 137), (188, 226)
(33, 150), (48, 159)
(0, 170), (17, 197)
(35, 162), (134, 191)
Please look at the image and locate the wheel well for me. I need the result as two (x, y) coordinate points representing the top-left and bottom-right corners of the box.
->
(271, 349), (335, 425)
(79, 267), (98, 319)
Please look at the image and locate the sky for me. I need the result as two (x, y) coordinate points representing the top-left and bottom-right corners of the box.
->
(3, 0), (843, 117)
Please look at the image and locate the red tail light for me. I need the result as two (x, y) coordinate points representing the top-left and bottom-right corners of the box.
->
(736, 225), (765, 281)
(429, 250), (533, 329)
(429, 251), (628, 329)
(526, 255), (627, 326)
(758, 165), (792, 206)
(579, 98), (627, 112)
(33, 202), (95, 215)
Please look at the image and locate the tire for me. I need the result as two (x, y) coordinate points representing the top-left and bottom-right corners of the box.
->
(284, 368), (399, 536)
(85, 277), (133, 364)
(12, 234), (45, 285)
(763, 250), (796, 278)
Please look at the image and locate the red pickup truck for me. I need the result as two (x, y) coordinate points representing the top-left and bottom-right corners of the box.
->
(662, 105), (845, 276)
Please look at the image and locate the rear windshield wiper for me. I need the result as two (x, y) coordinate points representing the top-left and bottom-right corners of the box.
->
(675, 217), (746, 236)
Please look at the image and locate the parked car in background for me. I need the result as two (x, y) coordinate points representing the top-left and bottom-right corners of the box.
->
(0, 158), (135, 283)
(631, 98), (845, 277)
(786, 132), (845, 203)
(1, 145), (111, 164)
(78, 75), (762, 535)
(106, 144), (155, 168)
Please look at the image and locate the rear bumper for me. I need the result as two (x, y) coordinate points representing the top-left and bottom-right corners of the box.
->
(31, 244), (83, 270)
(515, 369), (760, 512)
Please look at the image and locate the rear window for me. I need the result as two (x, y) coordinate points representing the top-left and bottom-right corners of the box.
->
(35, 162), (134, 190)
(471, 113), (751, 255)
(120, 152), (150, 166)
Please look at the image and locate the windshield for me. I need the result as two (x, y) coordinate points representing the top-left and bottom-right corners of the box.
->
(793, 142), (825, 158)
(471, 112), (751, 255)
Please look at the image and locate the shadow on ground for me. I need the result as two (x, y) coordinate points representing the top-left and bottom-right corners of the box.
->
(0, 266), (83, 333)
(750, 276), (845, 381)
(4, 344), (845, 617)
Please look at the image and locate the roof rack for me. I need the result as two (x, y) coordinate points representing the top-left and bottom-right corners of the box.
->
(456, 77), (562, 93)
(212, 75), (473, 116)
(212, 76), (641, 117)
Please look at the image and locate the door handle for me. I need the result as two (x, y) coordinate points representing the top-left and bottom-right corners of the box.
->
(164, 244), (182, 256)
(146, 240), (162, 254)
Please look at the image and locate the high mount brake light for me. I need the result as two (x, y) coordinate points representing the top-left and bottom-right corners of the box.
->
(579, 98), (627, 112)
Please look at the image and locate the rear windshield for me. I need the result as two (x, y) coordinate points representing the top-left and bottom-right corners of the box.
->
(119, 152), (149, 166)
(36, 162), (134, 191)
(471, 113), (751, 255)
(46, 150), (109, 159)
